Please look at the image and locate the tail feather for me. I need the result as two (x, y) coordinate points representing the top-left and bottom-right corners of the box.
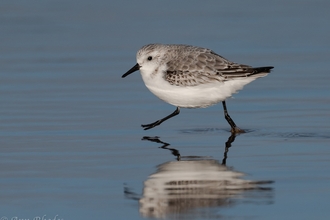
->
(251, 66), (274, 75)
(221, 66), (274, 78)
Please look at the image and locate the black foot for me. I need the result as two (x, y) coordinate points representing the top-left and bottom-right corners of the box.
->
(222, 101), (245, 134)
(141, 120), (162, 130)
(231, 127), (245, 134)
(141, 107), (180, 130)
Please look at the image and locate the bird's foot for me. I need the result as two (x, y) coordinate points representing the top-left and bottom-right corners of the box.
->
(231, 127), (245, 134)
(141, 120), (162, 130)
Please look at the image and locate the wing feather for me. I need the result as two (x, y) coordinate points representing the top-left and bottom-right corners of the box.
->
(164, 46), (273, 87)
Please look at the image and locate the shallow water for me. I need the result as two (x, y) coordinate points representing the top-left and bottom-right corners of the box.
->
(1, 0), (330, 219)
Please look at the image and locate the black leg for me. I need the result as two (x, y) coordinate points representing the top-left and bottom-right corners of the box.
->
(222, 101), (245, 133)
(141, 107), (180, 130)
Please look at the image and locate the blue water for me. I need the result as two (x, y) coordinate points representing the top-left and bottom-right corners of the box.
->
(1, 0), (330, 219)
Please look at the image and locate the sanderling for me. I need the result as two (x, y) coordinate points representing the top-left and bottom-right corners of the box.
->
(122, 44), (273, 133)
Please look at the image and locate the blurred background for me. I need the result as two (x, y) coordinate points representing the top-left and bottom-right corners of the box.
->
(1, 0), (329, 219)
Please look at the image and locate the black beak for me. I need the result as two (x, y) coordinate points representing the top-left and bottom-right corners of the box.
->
(122, 63), (140, 78)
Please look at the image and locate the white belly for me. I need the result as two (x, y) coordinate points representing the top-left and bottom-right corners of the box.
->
(142, 73), (261, 108)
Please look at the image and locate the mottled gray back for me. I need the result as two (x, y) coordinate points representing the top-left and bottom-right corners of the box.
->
(138, 44), (270, 87)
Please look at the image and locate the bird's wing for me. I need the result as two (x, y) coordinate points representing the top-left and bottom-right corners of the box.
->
(165, 49), (221, 86)
(165, 49), (272, 87)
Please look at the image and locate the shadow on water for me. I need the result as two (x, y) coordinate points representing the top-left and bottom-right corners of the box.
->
(124, 134), (274, 219)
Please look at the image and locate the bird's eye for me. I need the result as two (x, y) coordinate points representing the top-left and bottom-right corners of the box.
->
(147, 56), (152, 61)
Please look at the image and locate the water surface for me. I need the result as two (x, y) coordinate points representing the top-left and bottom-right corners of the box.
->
(1, 0), (330, 219)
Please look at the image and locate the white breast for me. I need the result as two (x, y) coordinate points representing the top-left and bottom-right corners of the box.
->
(141, 69), (261, 108)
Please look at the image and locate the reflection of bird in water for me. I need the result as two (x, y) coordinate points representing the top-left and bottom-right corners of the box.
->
(138, 159), (273, 219)
(125, 135), (274, 219)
